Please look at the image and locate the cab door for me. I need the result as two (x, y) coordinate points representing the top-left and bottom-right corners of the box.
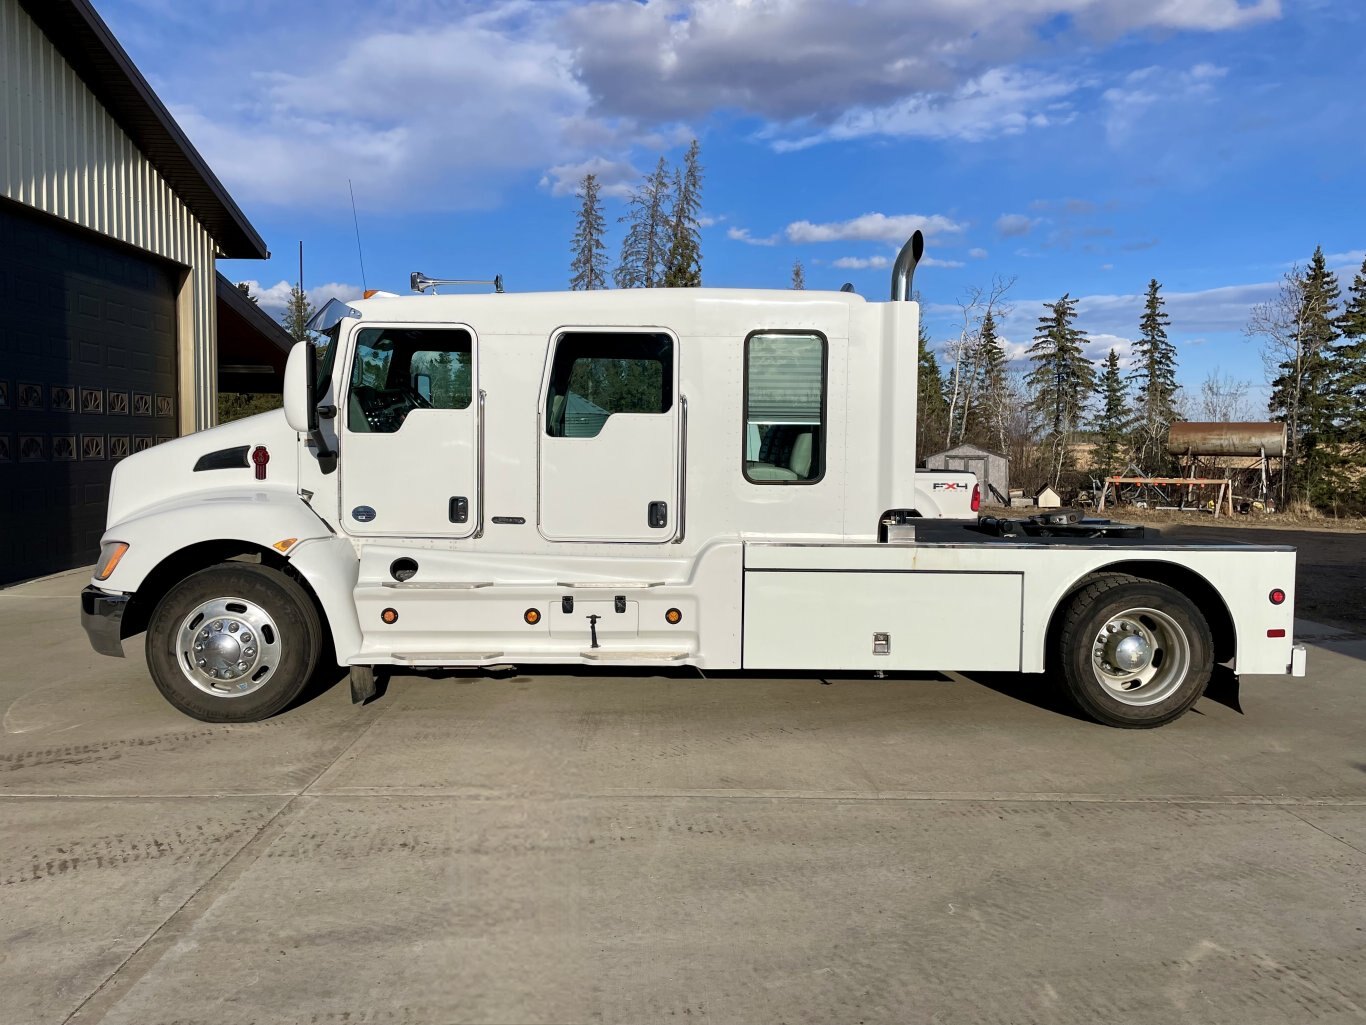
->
(340, 324), (480, 537)
(538, 330), (679, 542)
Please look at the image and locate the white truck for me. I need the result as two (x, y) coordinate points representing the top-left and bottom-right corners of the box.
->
(80, 233), (1306, 728)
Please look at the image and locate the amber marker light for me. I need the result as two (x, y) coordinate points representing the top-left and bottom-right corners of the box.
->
(95, 542), (129, 581)
(272, 537), (299, 553)
(665, 608), (683, 625)
(524, 608), (542, 625)
(381, 608), (399, 624)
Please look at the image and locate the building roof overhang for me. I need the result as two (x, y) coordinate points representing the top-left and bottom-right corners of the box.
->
(19, 0), (269, 259)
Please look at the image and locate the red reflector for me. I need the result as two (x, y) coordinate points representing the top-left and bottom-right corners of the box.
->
(1267, 629), (1286, 638)
(971, 483), (981, 513)
(1269, 588), (1286, 605)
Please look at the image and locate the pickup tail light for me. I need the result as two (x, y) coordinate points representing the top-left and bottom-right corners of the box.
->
(971, 482), (981, 513)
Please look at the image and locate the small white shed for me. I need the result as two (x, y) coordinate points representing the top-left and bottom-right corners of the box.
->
(1034, 485), (1063, 509)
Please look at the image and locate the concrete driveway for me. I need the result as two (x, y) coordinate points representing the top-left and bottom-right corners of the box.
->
(2, 569), (1363, 1025)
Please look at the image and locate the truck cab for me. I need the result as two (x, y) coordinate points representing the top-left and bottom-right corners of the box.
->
(81, 235), (1305, 728)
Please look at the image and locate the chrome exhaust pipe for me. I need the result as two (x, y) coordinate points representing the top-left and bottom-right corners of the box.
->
(890, 230), (925, 302)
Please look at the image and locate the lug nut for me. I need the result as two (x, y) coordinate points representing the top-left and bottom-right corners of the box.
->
(244, 647), (256, 657)
(214, 621), (224, 631)
(228, 622), (239, 633)
(197, 658), (206, 667)
(241, 633), (253, 644)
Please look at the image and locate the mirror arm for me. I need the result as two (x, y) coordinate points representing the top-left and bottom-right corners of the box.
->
(304, 341), (336, 459)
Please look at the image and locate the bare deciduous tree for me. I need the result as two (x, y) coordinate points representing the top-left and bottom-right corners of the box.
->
(943, 276), (1015, 449)
(1197, 370), (1256, 423)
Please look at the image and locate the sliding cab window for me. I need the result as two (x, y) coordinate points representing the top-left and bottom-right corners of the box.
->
(348, 327), (473, 433)
(545, 332), (673, 438)
(744, 331), (827, 484)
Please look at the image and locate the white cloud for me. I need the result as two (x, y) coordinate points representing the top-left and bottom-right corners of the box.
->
(921, 256), (965, 268)
(771, 67), (1078, 151)
(969, 248), (990, 259)
(1327, 249), (1366, 269)
(239, 279), (365, 318)
(171, 11), (597, 209)
(786, 213), (965, 244)
(996, 214), (1041, 238)
(832, 255), (890, 270)
(1102, 63), (1229, 144)
(565, 0), (1277, 125)
(728, 227), (778, 246)
(540, 157), (640, 199)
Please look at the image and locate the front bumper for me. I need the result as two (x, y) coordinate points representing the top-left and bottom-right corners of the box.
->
(81, 586), (129, 657)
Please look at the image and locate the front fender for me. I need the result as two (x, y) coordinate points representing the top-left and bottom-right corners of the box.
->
(95, 487), (335, 593)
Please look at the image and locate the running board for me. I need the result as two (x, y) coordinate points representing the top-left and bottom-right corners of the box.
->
(580, 650), (689, 661)
(557, 580), (665, 589)
(392, 651), (504, 662)
(380, 581), (493, 590)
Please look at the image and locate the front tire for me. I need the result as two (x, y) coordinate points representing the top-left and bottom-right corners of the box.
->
(1055, 575), (1213, 728)
(146, 563), (322, 722)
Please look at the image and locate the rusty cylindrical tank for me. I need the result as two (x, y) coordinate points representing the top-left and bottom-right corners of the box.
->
(1167, 422), (1287, 457)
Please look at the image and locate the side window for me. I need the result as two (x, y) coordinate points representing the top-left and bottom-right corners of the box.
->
(349, 327), (473, 433)
(545, 332), (673, 438)
(744, 331), (826, 484)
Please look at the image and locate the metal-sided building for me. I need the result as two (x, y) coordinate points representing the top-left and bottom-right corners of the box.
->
(0, 0), (279, 584)
(923, 443), (1010, 505)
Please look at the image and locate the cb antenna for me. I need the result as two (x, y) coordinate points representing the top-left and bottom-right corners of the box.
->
(348, 179), (368, 293)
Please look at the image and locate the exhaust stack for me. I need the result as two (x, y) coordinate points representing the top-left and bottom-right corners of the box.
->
(890, 230), (925, 302)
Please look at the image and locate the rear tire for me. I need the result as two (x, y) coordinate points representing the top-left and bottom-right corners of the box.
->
(146, 563), (322, 722)
(1054, 575), (1213, 728)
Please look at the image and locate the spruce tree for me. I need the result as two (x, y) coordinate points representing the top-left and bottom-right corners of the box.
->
(615, 158), (672, 289)
(1092, 348), (1130, 479)
(663, 140), (703, 287)
(791, 260), (806, 290)
(1335, 257), (1366, 452)
(1129, 278), (1178, 472)
(1269, 247), (1341, 505)
(1026, 293), (1095, 488)
(569, 174), (608, 291)
(972, 308), (1009, 452)
(916, 315), (949, 457)
(283, 284), (315, 345)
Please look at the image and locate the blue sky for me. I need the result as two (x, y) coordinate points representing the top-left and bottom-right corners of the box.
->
(97, 0), (1366, 407)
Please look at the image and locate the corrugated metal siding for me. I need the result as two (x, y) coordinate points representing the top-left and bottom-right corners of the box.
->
(0, 0), (216, 431)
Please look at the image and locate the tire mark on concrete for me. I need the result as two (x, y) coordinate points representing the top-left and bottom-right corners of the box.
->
(61, 708), (394, 1025)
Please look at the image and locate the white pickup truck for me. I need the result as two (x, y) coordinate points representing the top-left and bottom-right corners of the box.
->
(912, 468), (979, 517)
(81, 232), (1305, 729)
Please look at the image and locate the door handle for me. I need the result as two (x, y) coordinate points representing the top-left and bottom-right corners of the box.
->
(449, 496), (469, 523)
(648, 501), (668, 528)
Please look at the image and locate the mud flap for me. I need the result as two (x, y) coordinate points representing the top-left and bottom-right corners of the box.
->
(349, 665), (378, 704)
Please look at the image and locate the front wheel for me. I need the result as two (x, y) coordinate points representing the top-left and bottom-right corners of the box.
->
(1054, 575), (1213, 728)
(146, 563), (322, 722)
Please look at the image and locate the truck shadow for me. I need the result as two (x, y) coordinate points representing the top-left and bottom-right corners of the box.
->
(960, 663), (1242, 721)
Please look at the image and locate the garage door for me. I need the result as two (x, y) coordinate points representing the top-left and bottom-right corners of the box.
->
(0, 200), (180, 585)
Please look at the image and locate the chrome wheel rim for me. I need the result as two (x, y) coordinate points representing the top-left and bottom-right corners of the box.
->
(174, 596), (282, 698)
(1090, 606), (1190, 706)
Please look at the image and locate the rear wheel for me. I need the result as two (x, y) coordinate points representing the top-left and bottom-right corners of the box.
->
(146, 563), (321, 722)
(1055, 575), (1213, 728)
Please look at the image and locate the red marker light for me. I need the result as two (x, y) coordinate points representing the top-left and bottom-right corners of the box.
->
(1269, 588), (1286, 606)
(251, 446), (270, 480)
(1267, 629), (1286, 638)
(971, 482), (981, 513)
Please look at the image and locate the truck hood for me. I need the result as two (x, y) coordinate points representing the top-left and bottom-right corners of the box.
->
(105, 409), (300, 528)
